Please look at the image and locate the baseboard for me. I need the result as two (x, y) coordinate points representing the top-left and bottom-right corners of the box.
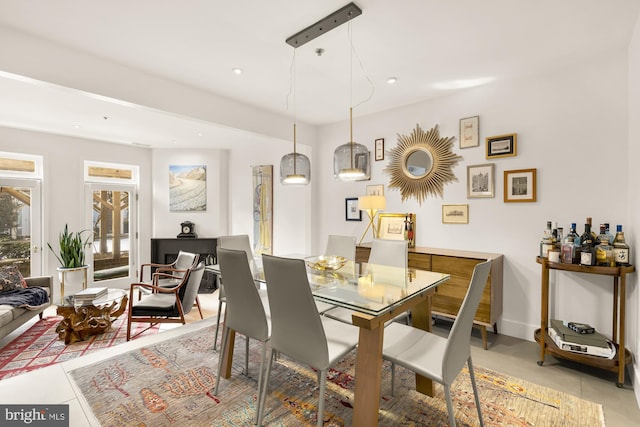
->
(498, 318), (537, 342)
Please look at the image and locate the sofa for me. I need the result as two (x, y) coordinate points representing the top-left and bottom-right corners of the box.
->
(0, 276), (53, 341)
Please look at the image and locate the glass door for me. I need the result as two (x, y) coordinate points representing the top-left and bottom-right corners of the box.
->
(85, 183), (136, 288)
(0, 178), (42, 277)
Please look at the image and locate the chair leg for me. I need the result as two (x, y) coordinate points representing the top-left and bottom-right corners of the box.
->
(467, 356), (484, 427)
(214, 326), (230, 395)
(443, 384), (456, 427)
(257, 348), (275, 426)
(390, 362), (396, 396)
(213, 298), (224, 350)
(194, 295), (204, 319)
(255, 341), (267, 425)
(317, 369), (327, 427)
(244, 336), (250, 376)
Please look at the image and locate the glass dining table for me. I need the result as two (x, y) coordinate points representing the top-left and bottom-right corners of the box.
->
(208, 257), (450, 426)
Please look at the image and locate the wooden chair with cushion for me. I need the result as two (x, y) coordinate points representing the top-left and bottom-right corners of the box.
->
(382, 259), (492, 427)
(257, 254), (359, 427)
(126, 262), (205, 341)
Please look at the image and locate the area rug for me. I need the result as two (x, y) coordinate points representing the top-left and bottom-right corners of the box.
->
(0, 314), (160, 381)
(70, 324), (604, 427)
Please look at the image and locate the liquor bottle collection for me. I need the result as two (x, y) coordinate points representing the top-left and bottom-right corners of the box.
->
(539, 217), (630, 267)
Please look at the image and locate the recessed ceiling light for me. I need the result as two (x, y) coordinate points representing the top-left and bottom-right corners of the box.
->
(72, 124), (81, 129)
(432, 77), (496, 90)
(232, 67), (244, 75)
(196, 132), (203, 137)
(386, 77), (398, 84)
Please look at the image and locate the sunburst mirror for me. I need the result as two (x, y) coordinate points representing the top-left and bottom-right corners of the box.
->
(384, 124), (462, 204)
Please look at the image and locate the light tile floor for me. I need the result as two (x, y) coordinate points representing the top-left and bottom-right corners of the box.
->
(0, 293), (638, 426)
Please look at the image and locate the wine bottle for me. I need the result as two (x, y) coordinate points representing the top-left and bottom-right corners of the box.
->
(595, 224), (614, 266)
(540, 221), (554, 258)
(613, 225), (630, 266)
(556, 227), (564, 250)
(580, 223), (596, 266)
(604, 223), (614, 244)
(586, 217), (597, 241)
(561, 224), (578, 263)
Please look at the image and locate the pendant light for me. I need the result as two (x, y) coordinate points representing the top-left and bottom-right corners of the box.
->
(280, 49), (310, 185)
(333, 18), (370, 182)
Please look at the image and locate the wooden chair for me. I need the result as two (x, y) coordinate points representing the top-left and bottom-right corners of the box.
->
(126, 262), (205, 341)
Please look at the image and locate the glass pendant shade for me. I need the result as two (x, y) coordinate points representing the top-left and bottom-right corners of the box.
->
(280, 152), (310, 185)
(333, 141), (370, 181)
(280, 123), (310, 185)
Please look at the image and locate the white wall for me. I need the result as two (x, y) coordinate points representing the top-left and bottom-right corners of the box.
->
(627, 11), (640, 406)
(315, 49), (632, 343)
(0, 126), (152, 285)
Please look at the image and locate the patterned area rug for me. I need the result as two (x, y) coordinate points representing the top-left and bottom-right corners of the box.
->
(70, 324), (604, 426)
(0, 314), (160, 381)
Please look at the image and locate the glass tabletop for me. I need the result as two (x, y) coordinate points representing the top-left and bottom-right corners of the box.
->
(207, 259), (449, 317)
(62, 288), (127, 307)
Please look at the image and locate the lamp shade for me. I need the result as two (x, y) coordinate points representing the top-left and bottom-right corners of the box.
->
(358, 195), (386, 211)
(280, 152), (310, 185)
(333, 141), (370, 181)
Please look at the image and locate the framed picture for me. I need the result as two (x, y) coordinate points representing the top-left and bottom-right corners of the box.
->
(366, 184), (384, 196)
(377, 213), (416, 247)
(375, 138), (385, 161)
(459, 116), (479, 149)
(345, 198), (361, 221)
(486, 133), (517, 158)
(442, 204), (469, 224)
(504, 168), (537, 203)
(169, 165), (206, 211)
(467, 163), (495, 198)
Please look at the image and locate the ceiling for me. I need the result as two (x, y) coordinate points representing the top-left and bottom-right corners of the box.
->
(0, 0), (638, 149)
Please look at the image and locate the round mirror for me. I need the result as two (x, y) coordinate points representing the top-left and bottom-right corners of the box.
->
(384, 124), (463, 204)
(403, 148), (433, 179)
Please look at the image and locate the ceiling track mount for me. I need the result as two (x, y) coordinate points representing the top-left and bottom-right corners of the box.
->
(285, 2), (362, 48)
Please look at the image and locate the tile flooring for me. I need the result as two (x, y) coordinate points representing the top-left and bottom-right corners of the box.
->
(0, 292), (638, 426)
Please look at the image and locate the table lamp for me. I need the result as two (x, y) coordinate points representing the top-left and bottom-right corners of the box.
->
(358, 195), (386, 244)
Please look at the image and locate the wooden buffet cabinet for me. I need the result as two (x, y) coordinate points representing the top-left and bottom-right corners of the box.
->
(356, 244), (503, 349)
(535, 257), (634, 387)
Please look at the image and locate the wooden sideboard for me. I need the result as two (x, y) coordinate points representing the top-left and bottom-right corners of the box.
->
(356, 244), (503, 349)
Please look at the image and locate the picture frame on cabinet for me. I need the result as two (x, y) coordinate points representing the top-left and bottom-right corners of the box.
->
(504, 168), (537, 203)
(459, 116), (479, 148)
(442, 204), (469, 224)
(486, 133), (517, 158)
(467, 163), (495, 198)
(345, 198), (362, 221)
(375, 138), (385, 161)
(377, 213), (416, 247)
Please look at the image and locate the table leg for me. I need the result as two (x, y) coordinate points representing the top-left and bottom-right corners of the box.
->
(352, 324), (383, 427)
(219, 311), (235, 379)
(539, 260), (549, 365)
(618, 273), (626, 387)
(411, 295), (435, 396)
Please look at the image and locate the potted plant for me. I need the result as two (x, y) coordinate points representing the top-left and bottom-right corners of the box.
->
(48, 224), (92, 301)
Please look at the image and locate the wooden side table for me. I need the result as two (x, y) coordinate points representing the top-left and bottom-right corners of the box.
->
(535, 257), (634, 387)
(56, 288), (128, 344)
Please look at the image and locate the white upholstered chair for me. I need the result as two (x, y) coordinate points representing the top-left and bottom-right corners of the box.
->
(257, 254), (359, 427)
(382, 259), (492, 427)
(324, 234), (356, 260)
(214, 248), (270, 423)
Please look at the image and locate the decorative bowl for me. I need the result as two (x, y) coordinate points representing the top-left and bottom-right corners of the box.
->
(305, 255), (348, 272)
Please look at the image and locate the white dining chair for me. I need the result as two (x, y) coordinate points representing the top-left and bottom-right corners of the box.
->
(257, 254), (359, 427)
(324, 234), (357, 260)
(214, 248), (270, 423)
(323, 238), (409, 324)
(213, 235), (257, 350)
(382, 259), (492, 427)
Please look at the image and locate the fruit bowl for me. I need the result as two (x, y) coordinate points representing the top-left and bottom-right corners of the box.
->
(305, 255), (348, 272)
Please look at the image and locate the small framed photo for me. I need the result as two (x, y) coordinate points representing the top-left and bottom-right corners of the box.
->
(375, 138), (385, 161)
(486, 133), (517, 158)
(467, 163), (495, 198)
(459, 116), (479, 149)
(366, 184), (384, 196)
(377, 213), (416, 247)
(345, 198), (361, 221)
(442, 204), (469, 224)
(504, 168), (537, 203)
